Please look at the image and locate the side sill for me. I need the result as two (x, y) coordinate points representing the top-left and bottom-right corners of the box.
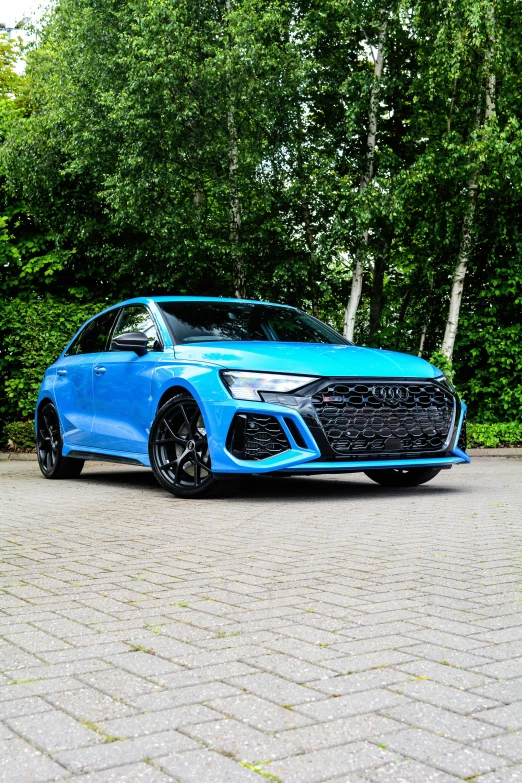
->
(67, 450), (146, 467)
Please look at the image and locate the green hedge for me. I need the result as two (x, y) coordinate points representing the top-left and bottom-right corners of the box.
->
(0, 296), (102, 425)
(4, 420), (35, 451)
(467, 422), (522, 448)
(5, 418), (521, 453)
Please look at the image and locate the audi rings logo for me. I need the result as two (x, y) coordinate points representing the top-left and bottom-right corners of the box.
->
(372, 385), (410, 402)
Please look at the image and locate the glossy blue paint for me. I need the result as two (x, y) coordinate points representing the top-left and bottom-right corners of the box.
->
(90, 349), (158, 453)
(173, 342), (439, 378)
(36, 296), (471, 476)
(53, 352), (100, 446)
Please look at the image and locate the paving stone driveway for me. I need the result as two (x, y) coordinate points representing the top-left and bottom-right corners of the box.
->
(1, 457), (521, 783)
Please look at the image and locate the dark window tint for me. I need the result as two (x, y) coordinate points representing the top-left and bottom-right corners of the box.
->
(158, 301), (347, 345)
(111, 305), (160, 351)
(68, 310), (119, 355)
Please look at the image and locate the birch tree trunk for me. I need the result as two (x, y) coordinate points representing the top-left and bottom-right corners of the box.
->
(228, 104), (245, 298)
(295, 101), (319, 316)
(343, 19), (387, 341)
(441, 9), (495, 360)
(225, 0), (245, 299)
(369, 251), (386, 338)
(418, 278), (434, 356)
(440, 175), (479, 359)
(302, 199), (319, 317)
(418, 321), (428, 357)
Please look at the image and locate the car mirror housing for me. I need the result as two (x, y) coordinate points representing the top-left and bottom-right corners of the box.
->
(111, 331), (148, 356)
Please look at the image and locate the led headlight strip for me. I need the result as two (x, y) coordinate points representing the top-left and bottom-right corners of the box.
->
(221, 371), (318, 401)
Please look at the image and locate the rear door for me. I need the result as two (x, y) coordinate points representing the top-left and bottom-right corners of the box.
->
(90, 305), (162, 453)
(54, 310), (119, 446)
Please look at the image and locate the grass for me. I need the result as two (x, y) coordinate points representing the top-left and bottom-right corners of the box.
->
(9, 678), (38, 685)
(80, 721), (125, 743)
(129, 643), (156, 655)
(240, 761), (282, 781)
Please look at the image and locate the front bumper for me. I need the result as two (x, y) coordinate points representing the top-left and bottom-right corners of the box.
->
(205, 389), (470, 476)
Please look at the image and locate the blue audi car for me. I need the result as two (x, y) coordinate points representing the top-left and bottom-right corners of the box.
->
(35, 297), (469, 498)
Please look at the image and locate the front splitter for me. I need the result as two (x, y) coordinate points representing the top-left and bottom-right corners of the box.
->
(279, 454), (469, 474)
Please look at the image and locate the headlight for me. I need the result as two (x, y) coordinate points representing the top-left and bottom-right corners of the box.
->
(221, 370), (318, 401)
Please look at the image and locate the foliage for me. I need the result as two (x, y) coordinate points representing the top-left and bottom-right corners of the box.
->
(0, 0), (521, 428)
(0, 297), (102, 423)
(467, 422), (522, 449)
(4, 420), (35, 451)
(428, 352), (454, 382)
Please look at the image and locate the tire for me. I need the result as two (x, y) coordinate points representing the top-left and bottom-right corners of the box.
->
(149, 393), (237, 499)
(364, 467), (441, 487)
(37, 402), (85, 479)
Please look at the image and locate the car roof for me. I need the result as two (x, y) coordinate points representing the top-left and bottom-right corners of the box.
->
(100, 296), (298, 312)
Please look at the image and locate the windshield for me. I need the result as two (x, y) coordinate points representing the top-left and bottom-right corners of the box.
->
(158, 301), (347, 345)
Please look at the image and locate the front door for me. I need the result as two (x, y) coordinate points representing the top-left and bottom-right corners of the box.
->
(54, 309), (119, 446)
(91, 305), (162, 453)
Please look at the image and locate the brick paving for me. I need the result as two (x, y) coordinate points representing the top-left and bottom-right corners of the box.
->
(0, 457), (521, 783)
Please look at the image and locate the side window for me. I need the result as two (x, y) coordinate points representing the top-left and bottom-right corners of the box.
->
(67, 310), (119, 356)
(111, 305), (161, 351)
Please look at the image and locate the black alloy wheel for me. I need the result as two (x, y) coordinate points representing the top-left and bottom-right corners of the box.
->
(150, 393), (231, 499)
(37, 402), (84, 479)
(364, 467), (441, 487)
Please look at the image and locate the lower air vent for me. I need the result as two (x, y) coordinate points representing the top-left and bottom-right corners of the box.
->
(228, 414), (290, 460)
(457, 416), (467, 451)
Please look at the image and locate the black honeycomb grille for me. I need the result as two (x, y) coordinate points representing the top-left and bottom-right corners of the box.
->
(457, 416), (467, 451)
(244, 415), (290, 460)
(312, 381), (454, 455)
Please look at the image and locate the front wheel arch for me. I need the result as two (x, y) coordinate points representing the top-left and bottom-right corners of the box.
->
(149, 392), (235, 499)
(156, 385), (189, 415)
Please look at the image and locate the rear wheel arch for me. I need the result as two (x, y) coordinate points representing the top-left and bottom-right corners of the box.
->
(37, 396), (54, 415)
(36, 400), (84, 479)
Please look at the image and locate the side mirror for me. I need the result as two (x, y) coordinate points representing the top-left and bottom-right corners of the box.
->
(111, 331), (148, 356)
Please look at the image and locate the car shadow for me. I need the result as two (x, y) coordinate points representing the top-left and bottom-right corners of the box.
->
(236, 474), (464, 502)
(75, 464), (464, 502)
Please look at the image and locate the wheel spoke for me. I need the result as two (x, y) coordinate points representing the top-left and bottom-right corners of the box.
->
(179, 405), (191, 427)
(158, 458), (179, 472)
(189, 408), (200, 435)
(163, 419), (186, 444)
(193, 452), (209, 471)
(155, 435), (182, 446)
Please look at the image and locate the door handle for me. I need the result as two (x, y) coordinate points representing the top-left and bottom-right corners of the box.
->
(94, 366), (106, 375)
(57, 369), (67, 376)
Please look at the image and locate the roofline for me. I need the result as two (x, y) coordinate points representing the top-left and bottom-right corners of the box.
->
(93, 296), (299, 314)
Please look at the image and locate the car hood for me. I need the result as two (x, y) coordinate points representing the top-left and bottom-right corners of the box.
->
(173, 342), (440, 379)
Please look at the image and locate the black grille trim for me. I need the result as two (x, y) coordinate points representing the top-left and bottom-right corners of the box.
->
(227, 413), (290, 461)
(457, 415), (467, 451)
(310, 379), (455, 457)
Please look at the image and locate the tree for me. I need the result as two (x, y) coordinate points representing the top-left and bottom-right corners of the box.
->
(343, 12), (388, 341)
(441, 0), (497, 360)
